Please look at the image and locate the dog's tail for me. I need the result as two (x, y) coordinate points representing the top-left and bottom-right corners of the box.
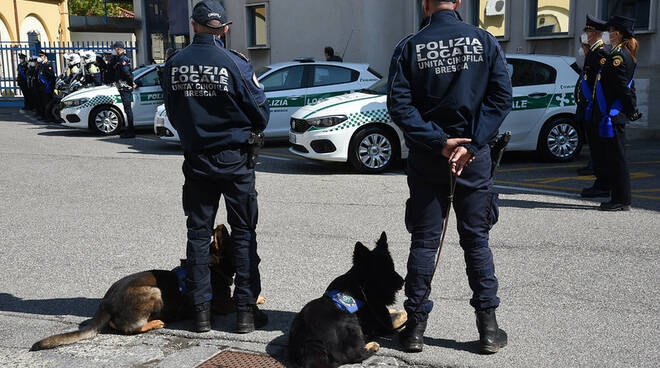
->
(30, 308), (111, 351)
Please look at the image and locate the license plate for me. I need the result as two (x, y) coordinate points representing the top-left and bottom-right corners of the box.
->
(289, 132), (297, 144)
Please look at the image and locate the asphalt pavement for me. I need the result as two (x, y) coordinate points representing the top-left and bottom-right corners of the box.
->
(0, 108), (658, 367)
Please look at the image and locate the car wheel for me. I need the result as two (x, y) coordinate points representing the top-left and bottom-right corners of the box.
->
(538, 116), (582, 162)
(89, 106), (124, 135)
(349, 126), (398, 174)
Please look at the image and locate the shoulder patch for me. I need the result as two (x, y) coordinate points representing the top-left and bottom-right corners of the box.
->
(612, 55), (623, 67)
(230, 49), (249, 62)
(599, 57), (606, 65)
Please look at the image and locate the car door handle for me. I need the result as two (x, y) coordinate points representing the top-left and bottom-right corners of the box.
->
(527, 92), (548, 98)
(289, 96), (303, 100)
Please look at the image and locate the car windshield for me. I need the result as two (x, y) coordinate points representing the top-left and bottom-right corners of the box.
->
(360, 78), (388, 95)
(255, 66), (272, 78)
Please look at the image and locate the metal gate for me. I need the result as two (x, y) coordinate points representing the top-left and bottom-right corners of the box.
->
(0, 40), (137, 104)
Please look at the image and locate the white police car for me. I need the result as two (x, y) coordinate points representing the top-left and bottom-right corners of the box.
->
(60, 64), (164, 135)
(154, 59), (382, 141)
(289, 54), (583, 173)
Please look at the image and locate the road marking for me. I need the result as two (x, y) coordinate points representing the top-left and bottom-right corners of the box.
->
(495, 180), (660, 201)
(524, 172), (654, 184)
(497, 160), (660, 173)
(494, 185), (581, 198)
(631, 188), (660, 193)
(135, 137), (159, 142)
(260, 154), (291, 161)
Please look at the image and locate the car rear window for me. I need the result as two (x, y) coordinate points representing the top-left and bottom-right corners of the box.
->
(507, 59), (557, 87)
(312, 66), (359, 87)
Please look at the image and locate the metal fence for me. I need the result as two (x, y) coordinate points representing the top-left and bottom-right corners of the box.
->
(0, 41), (138, 100)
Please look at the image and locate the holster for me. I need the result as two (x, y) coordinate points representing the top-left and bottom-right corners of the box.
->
(247, 131), (265, 169)
(489, 131), (511, 178)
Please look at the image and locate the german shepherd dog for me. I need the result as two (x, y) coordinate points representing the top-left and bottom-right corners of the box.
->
(288, 232), (406, 368)
(31, 225), (248, 351)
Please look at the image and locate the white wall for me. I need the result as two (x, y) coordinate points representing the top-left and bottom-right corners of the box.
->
(69, 32), (136, 44)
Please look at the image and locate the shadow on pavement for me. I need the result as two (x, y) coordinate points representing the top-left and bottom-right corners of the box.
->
(498, 198), (599, 210)
(0, 293), (99, 318)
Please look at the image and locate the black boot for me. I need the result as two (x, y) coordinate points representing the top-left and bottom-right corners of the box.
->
(580, 186), (610, 198)
(236, 306), (268, 334)
(193, 309), (212, 333)
(476, 310), (507, 354)
(399, 319), (427, 353)
(599, 201), (631, 211)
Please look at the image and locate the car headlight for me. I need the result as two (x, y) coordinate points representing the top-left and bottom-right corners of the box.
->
(62, 98), (88, 108)
(306, 115), (348, 128)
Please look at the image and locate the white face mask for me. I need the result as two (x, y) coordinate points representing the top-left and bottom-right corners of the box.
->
(111, 49), (118, 56)
(28, 62), (35, 67)
(602, 32), (610, 45)
(580, 32), (589, 45)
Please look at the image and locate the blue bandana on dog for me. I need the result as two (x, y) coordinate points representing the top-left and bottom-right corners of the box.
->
(326, 290), (364, 313)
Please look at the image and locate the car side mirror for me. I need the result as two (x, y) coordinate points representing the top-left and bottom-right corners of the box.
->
(134, 80), (143, 88)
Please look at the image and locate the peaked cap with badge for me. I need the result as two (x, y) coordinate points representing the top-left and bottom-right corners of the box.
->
(192, 0), (232, 29)
(584, 14), (607, 32)
(608, 15), (635, 38)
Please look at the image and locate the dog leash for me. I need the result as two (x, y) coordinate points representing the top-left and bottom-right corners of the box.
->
(360, 168), (457, 334)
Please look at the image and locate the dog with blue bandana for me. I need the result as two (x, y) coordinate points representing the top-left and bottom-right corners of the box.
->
(288, 232), (406, 367)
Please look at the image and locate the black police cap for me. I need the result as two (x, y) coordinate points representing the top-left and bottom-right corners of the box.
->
(192, 0), (231, 29)
(608, 15), (635, 38)
(112, 41), (126, 49)
(584, 14), (607, 32)
(38, 51), (47, 57)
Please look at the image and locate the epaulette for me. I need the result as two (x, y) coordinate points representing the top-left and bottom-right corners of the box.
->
(230, 49), (249, 62)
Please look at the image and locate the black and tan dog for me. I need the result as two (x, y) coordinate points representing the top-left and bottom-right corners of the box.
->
(288, 232), (407, 368)
(31, 225), (263, 351)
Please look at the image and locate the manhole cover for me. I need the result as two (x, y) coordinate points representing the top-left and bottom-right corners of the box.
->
(197, 351), (285, 368)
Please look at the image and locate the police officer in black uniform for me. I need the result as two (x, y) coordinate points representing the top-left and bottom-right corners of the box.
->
(26, 56), (39, 114)
(16, 53), (30, 111)
(387, 0), (511, 354)
(162, 0), (270, 333)
(36, 51), (56, 121)
(593, 16), (641, 211)
(578, 15), (611, 198)
(111, 41), (135, 138)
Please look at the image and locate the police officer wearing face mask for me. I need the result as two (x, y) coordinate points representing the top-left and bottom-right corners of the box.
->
(387, 0), (512, 354)
(162, 0), (270, 333)
(593, 15), (642, 211)
(26, 56), (39, 114)
(111, 41), (135, 138)
(36, 51), (56, 121)
(577, 15), (611, 198)
(16, 54), (29, 111)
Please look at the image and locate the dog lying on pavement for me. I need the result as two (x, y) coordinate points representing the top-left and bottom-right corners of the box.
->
(31, 225), (264, 351)
(288, 232), (406, 367)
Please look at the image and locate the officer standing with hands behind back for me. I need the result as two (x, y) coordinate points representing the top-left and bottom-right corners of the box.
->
(387, 0), (512, 354)
(162, 0), (270, 333)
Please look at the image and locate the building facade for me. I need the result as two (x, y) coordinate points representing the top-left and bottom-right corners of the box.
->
(0, 0), (70, 44)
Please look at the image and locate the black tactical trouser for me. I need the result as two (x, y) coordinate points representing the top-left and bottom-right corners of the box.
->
(118, 89), (134, 133)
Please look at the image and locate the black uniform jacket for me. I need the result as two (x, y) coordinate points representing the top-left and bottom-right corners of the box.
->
(575, 40), (608, 120)
(598, 43), (637, 125)
(162, 33), (270, 153)
(387, 10), (512, 156)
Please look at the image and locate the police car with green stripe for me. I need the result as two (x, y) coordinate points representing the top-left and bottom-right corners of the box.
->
(60, 64), (164, 135)
(154, 59), (381, 141)
(289, 55), (583, 173)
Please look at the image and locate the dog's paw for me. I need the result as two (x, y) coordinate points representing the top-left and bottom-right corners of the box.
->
(389, 308), (408, 330)
(140, 320), (165, 333)
(365, 342), (380, 352)
(257, 295), (266, 305)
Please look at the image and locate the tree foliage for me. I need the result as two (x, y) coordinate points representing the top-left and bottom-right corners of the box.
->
(68, 0), (135, 17)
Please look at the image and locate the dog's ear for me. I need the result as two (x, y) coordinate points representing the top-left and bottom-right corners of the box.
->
(353, 242), (370, 265)
(376, 231), (388, 250)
